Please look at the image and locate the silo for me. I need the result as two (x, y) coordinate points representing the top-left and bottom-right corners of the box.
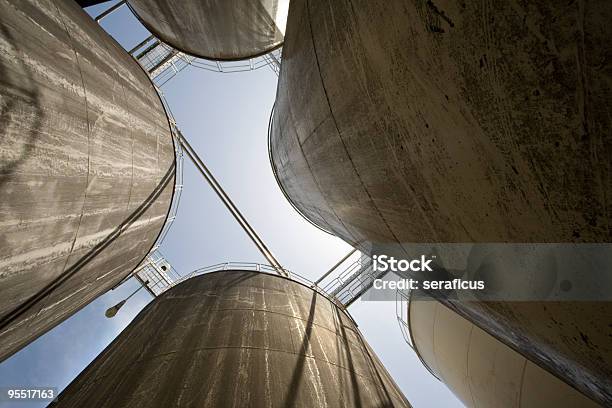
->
(53, 270), (410, 408)
(0, 0), (175, 361)
(126, 0), (288, 60)
(407, 293), (602, 408)
(269, 0), (612, 404)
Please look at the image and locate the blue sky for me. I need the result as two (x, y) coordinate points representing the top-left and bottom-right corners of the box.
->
(0, 2), (461, 407)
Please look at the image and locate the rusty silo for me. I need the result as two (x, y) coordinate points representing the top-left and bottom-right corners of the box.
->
(0, 0), (175, 361)
(269, 0), (612, 405)
(126, 0), (288, 60)
(52, 270), (410, 408)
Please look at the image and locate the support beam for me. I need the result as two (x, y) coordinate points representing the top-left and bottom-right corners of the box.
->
(314, 248), (356, 285)
(173, 128), (287, 277)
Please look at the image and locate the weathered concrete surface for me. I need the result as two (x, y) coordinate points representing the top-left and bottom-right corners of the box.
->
(409, 295), (603, 407)
(271, 0), (611, 246)
(127, 0), (286, 60)
(53, 271), (410, 408)
(0, 0), (175, 361)
(269, 0), (612, 404)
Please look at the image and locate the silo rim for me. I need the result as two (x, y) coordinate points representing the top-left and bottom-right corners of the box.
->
(267, 104), (336, 236)
(406, 292), (442, 381)
(163, 268), (358, 324)
(125, 1), (284, 62)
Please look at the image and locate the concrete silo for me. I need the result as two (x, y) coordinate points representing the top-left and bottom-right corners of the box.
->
(126, 0), (288, 60)
(0, 0), (175, 361)
(269, 0), (612, 404)
(52, 270), (410, 408)
(406, 293), (602, 408)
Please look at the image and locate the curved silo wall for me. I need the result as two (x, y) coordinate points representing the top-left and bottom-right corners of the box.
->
(126, 0), (286, 61)
(408, 295), (602, 408)
(0, 0), (175, 361)
(269, 0), (612, 404)
(52, 270), (410, 407)
(271, 0), (611, 246)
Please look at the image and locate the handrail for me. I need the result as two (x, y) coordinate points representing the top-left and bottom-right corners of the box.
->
(134, 40), (282, 87)
(132, 249), (181, 297)
(315, 248), (357, 285)
(148, 99), (184, 253)
(95, 4), (281, 88)
(155, 90), (288, 276)
(167, 262), (343, 308)
(267, 104), (335, 235)
(395, 288), (442, 381)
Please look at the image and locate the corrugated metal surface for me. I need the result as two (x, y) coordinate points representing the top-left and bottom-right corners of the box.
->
(0, 0), (175, 361)
(53, 270), (410, 407)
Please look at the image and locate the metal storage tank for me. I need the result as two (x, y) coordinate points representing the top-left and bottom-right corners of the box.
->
(269, 0), (612, 404)
(53, 270), (410, 408)
(126, 0), (288, 60)
(406, 293), (602, 408)
(0, 0), (175, 361)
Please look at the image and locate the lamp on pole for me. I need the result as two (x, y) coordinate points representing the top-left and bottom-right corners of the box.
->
(105, 280), (149, 318)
